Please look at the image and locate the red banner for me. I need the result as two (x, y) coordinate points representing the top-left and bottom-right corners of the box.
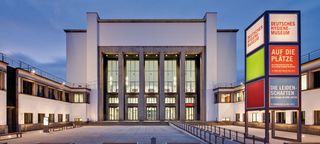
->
(246, 79), (265, 109)
(269, 45), (299, 75)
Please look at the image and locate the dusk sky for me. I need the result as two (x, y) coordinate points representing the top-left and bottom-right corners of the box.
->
(1, 0), (319, 81)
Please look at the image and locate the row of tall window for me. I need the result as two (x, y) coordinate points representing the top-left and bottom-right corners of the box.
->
(24, 113), (70, 124)
(22, 80), (87, 103)
(234, 112), (309, 124)
(106, 59), (197, 93)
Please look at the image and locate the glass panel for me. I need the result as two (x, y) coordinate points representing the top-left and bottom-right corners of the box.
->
(220, 93), (231, 103)
(165, 60), (177, 93)
(107, 60), (119, 93)
(126, 60), (139, 93)
(146, 97), (157, 104)
(108, 107), (119, 120)
(108, 97), (119, 104)
(74, 94), (84, 103)
(185, 97), (195, 103)
(186, 107), (194, 120)
(165, 107), (176, 120)
(165, 97), (176, 104)
(185, 60), (196, 93)
(146, 107), (157, 120)
(128, 107), (138, 120)
(145, 60), (158, 93)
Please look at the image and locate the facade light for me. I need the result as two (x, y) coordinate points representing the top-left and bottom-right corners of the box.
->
(31, 69), (36, 74)
(62, 82), (66, 85)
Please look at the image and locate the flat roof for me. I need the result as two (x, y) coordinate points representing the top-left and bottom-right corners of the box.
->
(64, 29), (87, 33)
(97, 19), (206, 23)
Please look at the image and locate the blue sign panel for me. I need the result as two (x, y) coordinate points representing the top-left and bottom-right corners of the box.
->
(269, 77), (299, 108)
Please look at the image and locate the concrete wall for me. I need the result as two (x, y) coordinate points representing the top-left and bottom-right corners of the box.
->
(205, 13), (218, 121)
(18, 94), (71, 124)
(217, 32), (237, 84)
(0, 90), (6, 125)
(302, 88), (320, 125)
(71, 103), (88, 121)
(98, 23), (205, 46)
(66, 32), (87, 84)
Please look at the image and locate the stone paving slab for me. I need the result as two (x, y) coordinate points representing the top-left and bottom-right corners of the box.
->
(3, 126), (203, 144)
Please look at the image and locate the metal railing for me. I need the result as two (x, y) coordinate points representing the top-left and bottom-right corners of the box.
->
(301, 49), (320, 64)
(0, 52), (88, 88)
(170, 121), (265, 144)
(213, 80), (244, 89)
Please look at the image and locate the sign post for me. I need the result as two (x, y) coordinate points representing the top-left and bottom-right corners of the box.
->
(245, 11), (301, 143)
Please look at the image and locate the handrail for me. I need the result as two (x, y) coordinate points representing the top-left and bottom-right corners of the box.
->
(170, 121), (265, 144)
(301, 49), (320, 64)
(0, 52), (88, 88)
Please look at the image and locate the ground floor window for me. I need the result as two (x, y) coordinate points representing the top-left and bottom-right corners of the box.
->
(315, 111), (320, 125)
(109, 107), (119, 120)
(58, 114), (63, 122)
(49, 114), (55, 123)
(146, 107), (157, 120)
(292, 111), (298, 124)
(128, 107), (138, 120)
(252, 113), (258, 122)
(236, 113), (240, 122)
(276, 112), (286, 124)
(66, 114), (70, 122)
(38, 113), (45, 124)
(165, 107), (175, 120)
(186, 107), (194, 121)
(24, 113), (33, 124)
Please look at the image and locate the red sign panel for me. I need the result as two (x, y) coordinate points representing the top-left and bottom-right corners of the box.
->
(269, 45), (299, 75)
(185, 103), (193, 107)
(246, 79), (265, 109)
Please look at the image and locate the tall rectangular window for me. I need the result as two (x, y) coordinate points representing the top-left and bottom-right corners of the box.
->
(128, 107), (138, 120)
(126, 60), (139, 93)
(314, 71), (320, 88)
(49, 114), (55, 123)
(145, 60), (158, 93)
(186, 107), (194, 120)
(165, 107), (176, 120)
(57, 91), (63, 101)
(0, 72), (4, 90)
(315, 111), (320, 125)
(38, 113), (45, 124)
(58, 114), (63, 122)
(24, 113), (33, 124)
(146, 107), (157, 120)
(185, 60), (196, 93)
(66, 114), (70, 122)
(37, 85), (45, 97)
(301, 74), (308, 90)
(165, 60), (177, 93)
(22, 80), (33, 95)
(48, 88), (55, 99)
(276, 112), (286, 124)
(109, 107), (119, 120)
(107, 60), (118, 93)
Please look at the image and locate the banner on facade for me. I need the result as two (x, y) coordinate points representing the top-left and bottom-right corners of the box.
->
(269, 77), (299, 108)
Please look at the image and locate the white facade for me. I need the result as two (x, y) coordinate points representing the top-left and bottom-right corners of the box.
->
(66, 12), (238, 121)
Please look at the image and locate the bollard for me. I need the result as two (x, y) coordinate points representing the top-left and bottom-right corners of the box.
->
(229, 129), (231, 138)
(151, 137), (156, 144)
(236, 131), (238, 141)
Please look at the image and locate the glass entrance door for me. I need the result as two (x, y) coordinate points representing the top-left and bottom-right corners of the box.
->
(165, 107), (175, 120)
(128, 107), (138, 120)
(186, 107), (194, 121)
(146, 107), (157, 120)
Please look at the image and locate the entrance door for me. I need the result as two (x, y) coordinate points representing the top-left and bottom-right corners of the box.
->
(165, 107), (175, 120)
(7, 107), (17, 133)
(146, 107), (157, 120)
(128, 107), (138, 120)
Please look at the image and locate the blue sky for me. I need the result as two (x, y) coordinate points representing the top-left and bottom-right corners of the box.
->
(1, 0), (320, 81)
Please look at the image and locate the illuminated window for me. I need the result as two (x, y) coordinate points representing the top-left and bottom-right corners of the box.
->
(74, 93), (84, 103)
(301, 74), (307, 90)
(165, 60), (177, 93)
(165, 97), (176, 104)
(128, 107), (138, 120)
(37, 85), (45, 97)
(220, 93), (231, 103)
(108, 97), (119, 104)
(165, 107), (176, 120)
(252, 113), (258, 122)
(146, 97), (157, 104)
(127, 97), (138, 104)
(107, 60), (118, 93)
(234, 91), (244, 102)
(185, 60), (196, 93)
(186, 107), (194, 120)
(146, 107), (157, 120)
(109, 107), (119, 120)
(185, 97), (195, 104)
(145, 60), (158, 93)
(126, 60), (139, 93)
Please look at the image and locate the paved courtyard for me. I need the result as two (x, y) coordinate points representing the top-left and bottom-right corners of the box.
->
(3, 126), (203, 144)
(220, 125), (320, 144)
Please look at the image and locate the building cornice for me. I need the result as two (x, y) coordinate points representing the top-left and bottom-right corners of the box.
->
(64, 29), (87, 33)
(98, 19), (206, 23)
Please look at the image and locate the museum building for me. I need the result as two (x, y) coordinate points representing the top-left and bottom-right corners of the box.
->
(0, 12), (238, 133)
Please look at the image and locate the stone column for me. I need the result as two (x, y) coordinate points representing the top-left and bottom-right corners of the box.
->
(139, 51), (145, 121)
(118, 52), (125, 121)
(159, 52), (165, 121)
(179, 51), (186, 121)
